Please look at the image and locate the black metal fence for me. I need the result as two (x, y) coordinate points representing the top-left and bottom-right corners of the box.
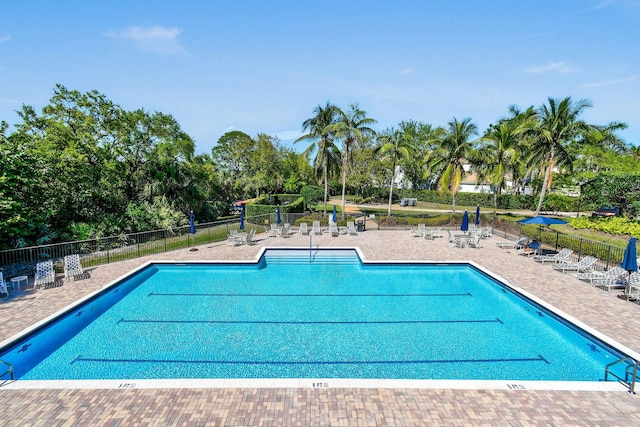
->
(1, 211), (634, 280)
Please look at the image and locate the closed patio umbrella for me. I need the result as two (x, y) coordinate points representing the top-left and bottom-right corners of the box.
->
(475, 205), (480, 225)
(622, 237), (638, 273)
(332, 205), (337, 223)
(189, 211), (197, 251)
(461, 210), (469, 233)
(276, 205), (282, 224)
(239, 209), (245, 230)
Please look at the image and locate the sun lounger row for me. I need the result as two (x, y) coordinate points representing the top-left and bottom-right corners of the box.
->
(310, 221), (358, 236)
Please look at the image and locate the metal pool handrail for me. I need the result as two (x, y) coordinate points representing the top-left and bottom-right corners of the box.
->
(605, 356), (638, 393)
(0, 358), (14, 381)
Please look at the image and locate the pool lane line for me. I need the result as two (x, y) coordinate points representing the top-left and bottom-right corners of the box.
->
(69, 354), (549, 366)
(117, 317), (503, 325)
(148, 292), (474, 297)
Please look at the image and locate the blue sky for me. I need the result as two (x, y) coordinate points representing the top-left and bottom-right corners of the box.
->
(1, 0), (639, 154)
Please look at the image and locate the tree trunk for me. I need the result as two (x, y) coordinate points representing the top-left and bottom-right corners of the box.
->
(323, 161), (328, 215)
(535, 150), (554, 216)
(341, 156), (347, 221)
(387, 161), (396, 216)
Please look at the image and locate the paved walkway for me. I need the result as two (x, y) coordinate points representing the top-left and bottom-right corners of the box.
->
(1, 229), (639, 426)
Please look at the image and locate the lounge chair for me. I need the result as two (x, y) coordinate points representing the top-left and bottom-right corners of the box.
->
(0, 271), (7, 299)
(299, 222), (309, 235)
(347, 221), (358, 236)
(496, 237), (527, 249)
(552, 256), (597, 273)
(446, 229), (455, 243)
(534, 248), (573, 264)
(481, 226), (493, 239)
(516, 240), (541, 257)
(410, 226), (423, 237)
(282, 223), (292, 237)
(64, 254), (84, 281)
(312, 221), (322, 235)
(592, 272), (629, 292)
(34, 260), (55, 289)
(329, 222), (340, 237)
(577, 266), (626, 284)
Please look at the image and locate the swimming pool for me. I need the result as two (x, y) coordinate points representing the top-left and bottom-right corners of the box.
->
(0, 248), (636, 388)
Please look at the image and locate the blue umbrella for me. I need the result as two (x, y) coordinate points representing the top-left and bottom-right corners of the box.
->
(461, 210), (469, 233)
(622, 237), (638, 273)
(276, 205), (282, 224)
(475, 205), (480, 225)
(189, 211), (196, 234)
(332, 205), (337, 223)
(239, 209), (245, 230)
(517, 216), (567, 225)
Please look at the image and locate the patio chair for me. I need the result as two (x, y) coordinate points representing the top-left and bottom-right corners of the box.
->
(552, 256), (597, 273)
(246, 229), (257, 245)
(347, 221), (358, 236)
(467, 234), (482, 249)
(329, 222), (340, 237)
(282, 223), (292, 237)
(312, 221), (322, 235)
(577, 266), (626, 284)
(481, 226), (493, 239)
(299, 222), (309, 235)
(534, 248), (573, 264)
(64, 254), (85, 281)
(496, 237), (528, 249)
(446, 229), (455, 243)
(625, 273), (640, 301)
(410, 226), (423, 237)
(34, 260), (55, 289)
(0, 271), (7, 299)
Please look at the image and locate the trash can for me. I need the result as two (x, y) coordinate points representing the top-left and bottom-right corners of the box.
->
(356, 220), (364, 232)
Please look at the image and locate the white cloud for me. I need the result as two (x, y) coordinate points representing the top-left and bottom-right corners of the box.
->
(525, 61), (576, 74)
(581, 75), (640, 88)
(401, 67), (415, 75)
(273, 129), (303, 141)
(104, 25), (187, 55)
(0, 34), (11, 44)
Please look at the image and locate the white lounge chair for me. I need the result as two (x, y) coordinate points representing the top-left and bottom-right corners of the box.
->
(34, 260), (55, 289)
(553, 256), (597, 273)
(282, 223), (292, 237)
(410, 226), (423, 237)
(299, 223), (309, 235)
(496, 237), (527, 249)
(577, 266), (626, 284)
(534, 248), (573, 264)
(347, 221), (358, 236)
(312, 221), (322, 235)
(64, 254), (84, 281)
(329, 222), (340, 237)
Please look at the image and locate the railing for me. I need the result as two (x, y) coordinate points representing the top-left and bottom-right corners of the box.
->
(0, 211), (359, 280)
(0, 359), (13, 381)
(605, 356), (638, 393)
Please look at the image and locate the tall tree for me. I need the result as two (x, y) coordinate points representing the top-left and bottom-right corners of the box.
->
(530, 97), (593, 215)
(374, 128), (417, 215)
(428, 118), (478, 212)
(327, 103), (377, 219)
(295, 102), (340, 214)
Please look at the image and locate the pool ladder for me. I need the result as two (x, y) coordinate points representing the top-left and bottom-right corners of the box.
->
(605, 356), (638, 393)
(0, 358), (13, 381)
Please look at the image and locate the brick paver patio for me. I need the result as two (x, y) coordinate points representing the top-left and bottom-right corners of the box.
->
(1, 228), (639, 426)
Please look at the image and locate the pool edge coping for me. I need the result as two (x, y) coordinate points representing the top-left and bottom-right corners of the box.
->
(1, 245), (638, 392)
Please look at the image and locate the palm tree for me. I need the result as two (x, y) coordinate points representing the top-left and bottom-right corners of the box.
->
(530, 97), (593, 216)
(327, 103), (377, 220)
(428, 118), (478, 212)
(474, 124), (521, 215)
(374, 129), (416, 216)
(295, 102), (340, 214)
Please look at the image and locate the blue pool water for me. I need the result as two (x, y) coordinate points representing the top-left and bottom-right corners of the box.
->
(0, 249), (630, 381)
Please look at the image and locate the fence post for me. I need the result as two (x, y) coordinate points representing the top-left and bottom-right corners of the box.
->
(555, 231), (559, 251)
(605, 245), (612, 270)
(578, 238), (583, 261)
(164, 229), (167, 253)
